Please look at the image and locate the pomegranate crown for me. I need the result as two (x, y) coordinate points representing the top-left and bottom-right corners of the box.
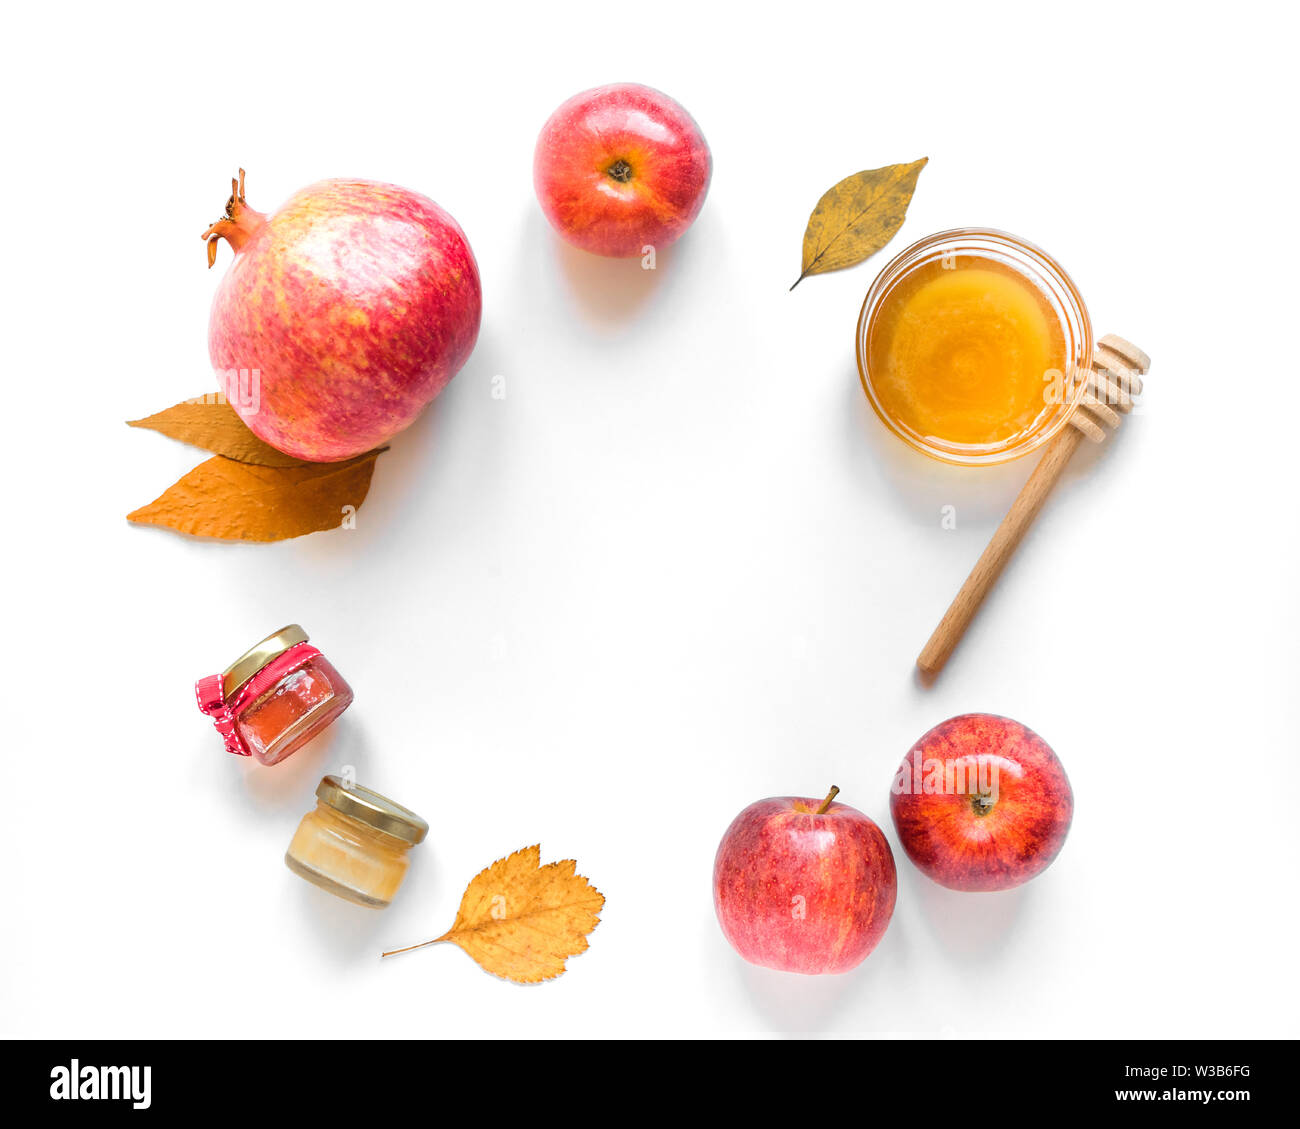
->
(202, 168), (265, 267)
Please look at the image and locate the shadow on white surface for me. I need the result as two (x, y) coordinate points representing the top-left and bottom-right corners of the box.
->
(911, 873), (1030, 961)
(278, 319), (512, 560)
(843, 356), (1149, 522)
(727, 922), (910, 1035)
(233, 717), (376, 814)
(292, 877), (395, 965)
(538, 214), (678, 327)
(733, 961), (859, 1033)
(842, 365), (1030, 525)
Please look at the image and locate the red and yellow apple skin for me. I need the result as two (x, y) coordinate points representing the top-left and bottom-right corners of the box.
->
(533, 83), (711, 258)
(208, 178), (481, 462)
(890, 714), (1073, 892)
(713, 793), (897, 974)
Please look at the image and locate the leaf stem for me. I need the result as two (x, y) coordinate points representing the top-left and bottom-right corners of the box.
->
(380, 934), (449, 959)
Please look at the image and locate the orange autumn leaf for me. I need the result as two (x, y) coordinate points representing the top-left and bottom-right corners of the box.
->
(126, 451), (382, 541)
(383, 845), (604, 983)
(128, 396), (308, 467)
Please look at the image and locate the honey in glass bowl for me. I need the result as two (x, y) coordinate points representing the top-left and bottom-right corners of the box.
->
(857, 229), (1092, 466)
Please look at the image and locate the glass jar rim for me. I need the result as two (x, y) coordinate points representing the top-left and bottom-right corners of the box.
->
(856, 227), (1093, 466)
(317, 776), (428, 845)
(221, 624), (309, 699)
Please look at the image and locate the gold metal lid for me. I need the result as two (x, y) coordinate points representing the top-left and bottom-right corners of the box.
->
(316, 776), (429, 845)
(222, 624), (309, 699)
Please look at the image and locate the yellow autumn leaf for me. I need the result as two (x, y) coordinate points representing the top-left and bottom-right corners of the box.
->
(383, 845), (604, 983)
(791, 157), (928, 289)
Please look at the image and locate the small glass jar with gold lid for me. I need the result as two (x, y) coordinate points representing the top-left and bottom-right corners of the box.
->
(194, 625), (354, 766)
(285, 776), (429, 908)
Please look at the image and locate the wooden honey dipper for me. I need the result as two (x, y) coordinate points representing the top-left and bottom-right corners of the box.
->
(916, 334), (1150, 680)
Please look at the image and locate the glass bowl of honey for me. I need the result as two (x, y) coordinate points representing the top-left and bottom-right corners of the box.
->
(856, 229), (1093, 466)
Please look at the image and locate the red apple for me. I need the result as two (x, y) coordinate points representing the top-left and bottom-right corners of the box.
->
(889, 714), (1073, 892)
(533, 83), (711, 258)
(713, 787), (897, 974)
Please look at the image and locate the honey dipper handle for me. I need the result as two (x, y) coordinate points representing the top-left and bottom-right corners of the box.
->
(916, 425), (1084, 680)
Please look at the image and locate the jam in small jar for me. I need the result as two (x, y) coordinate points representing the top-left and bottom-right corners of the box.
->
(285, 775), (428, 908)
(195, 625), (354, 766)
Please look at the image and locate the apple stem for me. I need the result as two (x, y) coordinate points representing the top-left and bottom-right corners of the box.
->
(816, 785), (840, 814)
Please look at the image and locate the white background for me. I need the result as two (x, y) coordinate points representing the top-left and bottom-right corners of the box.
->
(3, 0), (1297, 1039)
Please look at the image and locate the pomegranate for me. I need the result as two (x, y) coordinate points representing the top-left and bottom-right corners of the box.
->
(203, 170), (481, 462)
